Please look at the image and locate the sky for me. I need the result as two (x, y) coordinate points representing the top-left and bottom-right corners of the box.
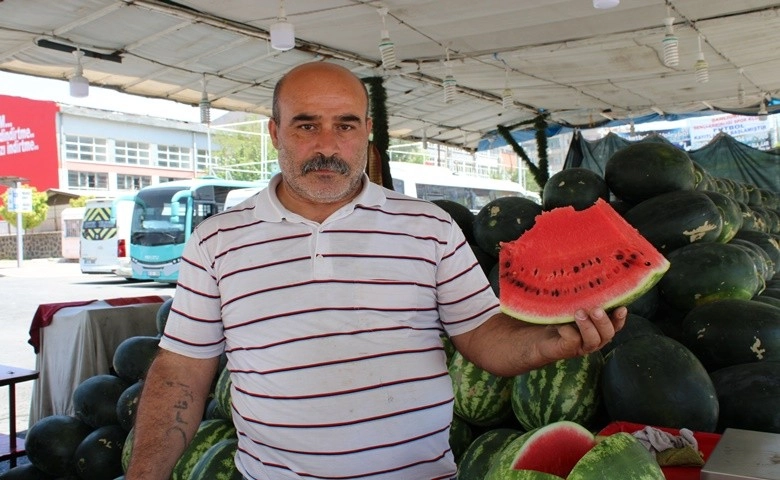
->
(0, 70), (214, 123)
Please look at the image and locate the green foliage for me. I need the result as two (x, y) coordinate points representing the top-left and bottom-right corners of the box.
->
(0, 185), (49, 230)
(363, 76), (394, 189)
(69, 196), (95, 208)
(497, 114), (551, 190)
(209, 116), (278, 181)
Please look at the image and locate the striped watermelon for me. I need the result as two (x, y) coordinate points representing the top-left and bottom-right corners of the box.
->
(568, 432), (664, 480)
(456, 427), (523, 480)
(213, 364), (233, 421)
(187, 438), (242, 480)
(121, 427), (134, 473)
(511, 351), (603, 431)
(171, 418), (237, 480)
(449, 350), (513, 427)
(448, 414), (474, 463)
(485, 421), (595, 479)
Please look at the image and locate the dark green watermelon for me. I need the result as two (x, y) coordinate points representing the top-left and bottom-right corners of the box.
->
(25, 415), (93, 477)
(433, 199), (476, 244)
(541, 167), (609, 211)
(601, 334), (720, 432)
(72, 374), (131, 429)
(622, 190), (723, 254)
(679, 299), (780, 371)
(702, 190), (743, 243)
(605, 142), (696, 205)
(602, 313), (663, 355)
(449, 414), (474, 463)
(116, 381), (143, 432)
(73, 424), (127, 480)
(473, 196), (542, 258)
(658, 242), (763, 313)
(155, 297), (174, 335)
(710, 361), (780, 433)
(112, 335), (160, 383)
(0, 463), (57, 479)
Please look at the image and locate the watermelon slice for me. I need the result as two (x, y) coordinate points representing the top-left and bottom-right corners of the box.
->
(485, 421), (596, 479)
(499, 198), (670, 324)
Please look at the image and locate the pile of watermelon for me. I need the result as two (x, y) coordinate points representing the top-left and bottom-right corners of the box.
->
(3, 298), (240, 480)
(440, 140), (779, 477)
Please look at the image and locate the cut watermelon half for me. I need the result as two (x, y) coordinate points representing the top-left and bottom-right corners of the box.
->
(511, 421), (597, 478)
(499, 198), (670, 324)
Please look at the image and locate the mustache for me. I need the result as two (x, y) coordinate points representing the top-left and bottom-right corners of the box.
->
(301, 154), (350, 175)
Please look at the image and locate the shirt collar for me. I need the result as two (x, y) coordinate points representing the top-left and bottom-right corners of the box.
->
(253, 172), (386, 223)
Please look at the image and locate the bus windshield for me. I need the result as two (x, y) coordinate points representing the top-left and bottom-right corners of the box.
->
(130, 187), (189, 247)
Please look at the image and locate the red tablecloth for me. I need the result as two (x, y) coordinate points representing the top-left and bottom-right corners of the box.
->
(598, 421), (721, 480)
(28, 296), (166, 353)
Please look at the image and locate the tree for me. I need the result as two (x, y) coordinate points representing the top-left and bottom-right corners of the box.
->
(0, 185), (49, 230)
(209, 116), (278, 181)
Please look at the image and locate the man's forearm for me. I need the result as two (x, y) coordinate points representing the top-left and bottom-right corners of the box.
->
(125, 350), (220, 480)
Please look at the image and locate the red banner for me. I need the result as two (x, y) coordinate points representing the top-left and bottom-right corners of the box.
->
(0, 94), (60, 194)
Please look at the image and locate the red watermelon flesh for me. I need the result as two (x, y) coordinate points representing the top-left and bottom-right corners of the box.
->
(512, 421), (597, 477)
(499, 198), (669, 324)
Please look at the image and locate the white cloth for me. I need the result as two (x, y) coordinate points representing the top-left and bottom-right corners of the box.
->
(632, 425), (699, 455)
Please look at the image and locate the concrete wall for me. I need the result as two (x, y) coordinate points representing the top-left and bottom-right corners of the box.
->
(0, 232), (61, 260)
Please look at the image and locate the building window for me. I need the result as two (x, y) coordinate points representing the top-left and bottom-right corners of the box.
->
(196, 148), (210, 172)
(117, 174), (152, 190)
(157, 145), (192, 169)
(64, 135), (107, 162)
(159, 176), (188, 183)
(115, 141), (151, 165)
(67, 170), (108, 190)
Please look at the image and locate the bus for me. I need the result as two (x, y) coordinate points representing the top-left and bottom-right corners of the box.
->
(388, 161), (539, 213)
(223, 183), (268, 210)
(79, 198), (133, 274)
(127, 178), (260, 283)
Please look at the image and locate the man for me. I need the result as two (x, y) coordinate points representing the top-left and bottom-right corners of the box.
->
(126, 61), (625, 479)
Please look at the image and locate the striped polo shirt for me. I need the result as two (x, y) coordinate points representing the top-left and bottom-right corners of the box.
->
(159, 174), (500, 479)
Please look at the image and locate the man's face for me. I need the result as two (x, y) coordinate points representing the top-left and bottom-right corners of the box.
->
(269, 66), (372, 206)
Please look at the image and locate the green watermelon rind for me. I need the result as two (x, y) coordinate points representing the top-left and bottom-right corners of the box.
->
(449, 351), (513, 427)
(485, 421), (595, 480)
(186, 437), (242, 480)
(456, 427), (523, 480)
(171, 419), (237, 480)
(567, 432), (664, 480)
(511, 351), (604, 431)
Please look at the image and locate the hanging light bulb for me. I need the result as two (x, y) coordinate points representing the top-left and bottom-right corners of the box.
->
(199, 74), (211, 125)
(662, 14), (679, 67)
(593, 0), (619, 8)
(270, 0), (295, 51)
(443, 49), (456, 104)
(694, 35), (709, 83)
(758, 96), (768, 121)
(377, 6), (397, 70)
(69, 49), (89, 98)
(502, 66), (513, 110)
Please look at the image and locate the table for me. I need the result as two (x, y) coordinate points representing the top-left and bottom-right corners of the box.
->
(0, 365), (38, 468)
(28, 297), (169, 426)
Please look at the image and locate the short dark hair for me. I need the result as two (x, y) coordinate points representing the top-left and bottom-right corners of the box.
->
(271, 64), (371, 122)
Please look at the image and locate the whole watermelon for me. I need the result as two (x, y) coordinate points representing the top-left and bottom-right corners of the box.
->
(541, 167), (609, 211)
(473, 196), (542, 258)
(449, 350), (513, 427)
(600, 334), (719, 432)
(605, 142), (695, 205)
(511, 351), (603, 431)
(73, 424), (127, 480)
(170, 418), (237, 480)
(25, 414), (93, 477)
(456, 427), (522, 480)
(72, 374), (131, 429)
